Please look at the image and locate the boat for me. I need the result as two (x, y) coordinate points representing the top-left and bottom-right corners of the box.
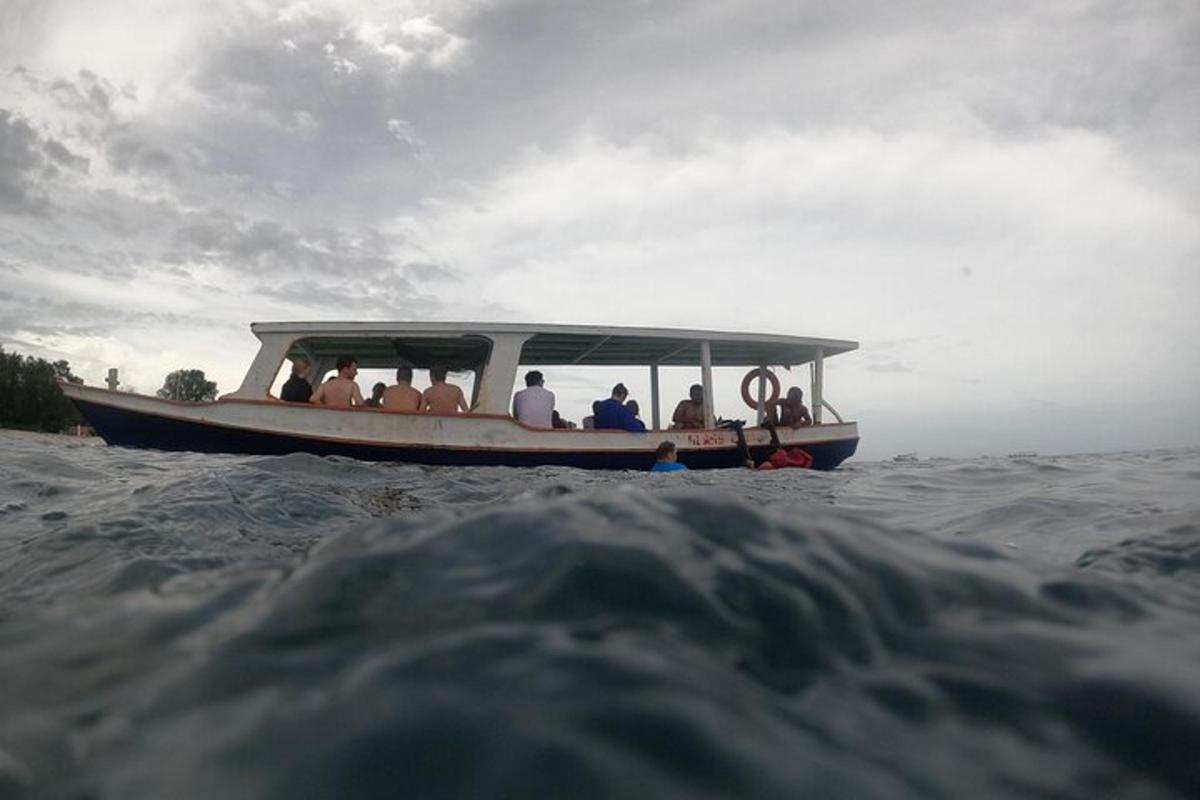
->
(60, 322), (860, 470)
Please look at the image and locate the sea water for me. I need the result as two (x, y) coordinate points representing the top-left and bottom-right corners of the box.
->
(1, 436), (1198, 799)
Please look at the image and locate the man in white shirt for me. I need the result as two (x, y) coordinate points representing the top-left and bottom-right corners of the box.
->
(513, 370), (555, 428)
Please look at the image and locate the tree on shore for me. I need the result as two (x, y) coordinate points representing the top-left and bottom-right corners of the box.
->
(157, 369), (217, 402)
(0, 346), (84, 432)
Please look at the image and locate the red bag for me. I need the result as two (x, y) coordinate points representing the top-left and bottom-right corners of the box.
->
(757, 447), (813, 470)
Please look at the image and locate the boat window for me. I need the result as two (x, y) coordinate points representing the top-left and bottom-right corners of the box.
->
(510, 363), (779, 430)
(274, 335), (492, 409)
(355, 366), (479, 408)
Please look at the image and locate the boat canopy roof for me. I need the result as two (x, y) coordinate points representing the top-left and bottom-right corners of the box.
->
(253, 321), (857, 369)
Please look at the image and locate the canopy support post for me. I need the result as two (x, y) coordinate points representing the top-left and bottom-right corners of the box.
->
(228, 334), (294, 399)
(812, 347), (824, 425)
(756, 362), (767, 424)
(650, 363), (661, 431)
(700, 341), (714, 428)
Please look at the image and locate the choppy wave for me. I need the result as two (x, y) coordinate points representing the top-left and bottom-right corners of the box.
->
(1, 437), (1199, 799)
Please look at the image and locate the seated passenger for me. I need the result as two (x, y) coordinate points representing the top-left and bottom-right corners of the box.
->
(310, 355), (364, 407)
(581, 400), (600, 429)
(777, 387), (813, 427)
(365, 382), (387, 407)
(626, 399), (645, 426)
(280, 358), (313, 403)
(552, 410), (576, 429)
(423, 366), (469, 414)
(513, 370), (555, 428)
(383, 366), (422, 411)
(651, 441), (688, 472)
(593, 383), (646, 432)
(671, 384), (706, 429)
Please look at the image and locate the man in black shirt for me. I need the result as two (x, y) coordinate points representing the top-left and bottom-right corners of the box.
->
(280, 358), (313, 402)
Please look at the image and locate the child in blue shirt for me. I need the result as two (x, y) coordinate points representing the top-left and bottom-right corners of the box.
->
(651, 441), (688, 472)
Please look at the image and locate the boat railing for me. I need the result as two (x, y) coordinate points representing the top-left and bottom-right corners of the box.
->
(821, 399), (844, 424)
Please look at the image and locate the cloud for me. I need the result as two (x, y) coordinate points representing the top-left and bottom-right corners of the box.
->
(0, 0), (1197, 455)
(391, 125), (1198, 410)
(866, 360), (914, 374)
(0, 108), (88, 214)
(0, 288), (215, 339)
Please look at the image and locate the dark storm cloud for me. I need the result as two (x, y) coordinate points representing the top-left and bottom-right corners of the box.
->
(0, 110), (49, 214)
(11, 68), (182, 186)
(44, 69), (120, 120)
(252, 278), (438, 320)
(1, 0), (1195, 427)
(167, 209), (397, 277)
(171, 10), (465, 217)
(400, 261), (458, 283)
(106, 135), (175, 177)
(0, 109), (87, 214)
(436, 0), (1199, 176)
(112, 0), (1193, 243)
(0, 289), (213, 338)
(159, 206), (453, 316)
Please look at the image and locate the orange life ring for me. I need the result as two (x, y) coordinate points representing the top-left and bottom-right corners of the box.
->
(741, 368), (780, 410)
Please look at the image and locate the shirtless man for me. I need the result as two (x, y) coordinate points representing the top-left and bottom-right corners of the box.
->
(382, 366), (423, 411)
(777, 387), (813, 427)
(310, 355), (364, 407)
(365, 382), (387, 407)
(423, 366), (469, 414)
(671, 384), (706, 429)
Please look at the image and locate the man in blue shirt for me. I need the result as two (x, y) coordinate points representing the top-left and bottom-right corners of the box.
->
(651, 441), (688, 472)
(593, 383), (646, 432)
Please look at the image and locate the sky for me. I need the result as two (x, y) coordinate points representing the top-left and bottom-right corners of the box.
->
(0, 0), (1197, 460)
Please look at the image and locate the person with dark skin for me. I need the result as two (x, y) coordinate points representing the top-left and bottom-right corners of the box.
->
(280, 358), (313, 403)
(365, 382), (387, 407)
(671, 384), (706, 429)
(777, 387), (813, 427)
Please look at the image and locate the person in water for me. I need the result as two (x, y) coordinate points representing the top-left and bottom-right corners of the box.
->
(423, 366), (470, 414)
(651, 441), (687, 472)
(671, 384), (706, 429)
(593, 383), (646, 432)
(310, 355), (364, 407)
(280, 358), (313, 403)
(365, 382), (387, 407)
(513, 370), (555, 428)
(382, 366), (422, 411)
